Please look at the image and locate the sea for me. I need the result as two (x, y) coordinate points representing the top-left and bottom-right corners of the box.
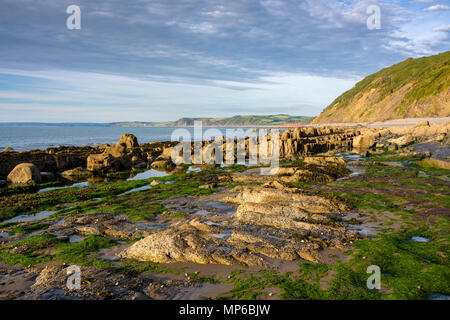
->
(0, 125), (275, 151)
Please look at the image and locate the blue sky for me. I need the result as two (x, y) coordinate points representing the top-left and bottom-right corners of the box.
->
(0, 0), (448, 122)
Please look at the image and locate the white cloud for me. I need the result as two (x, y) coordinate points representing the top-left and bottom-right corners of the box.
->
(425, 5), (450, 11)
(433, 24), (450, 31)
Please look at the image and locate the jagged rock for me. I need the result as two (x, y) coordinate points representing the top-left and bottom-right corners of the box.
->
(7, 163), (41, 184)
(418, 158), (450, 170)
(398, 152), (430, 159)
(157, 146), (175, 160)
(3, 147), (13, 152)
(150, 180), (161, 186)
(151, 159), (175, 171)
(61, 167), (91, 179)
(388, 135), (415, 147)
(303, 156), (346, 166)
(388, 144), (398, 152)
(225, 186), (348, 213)
(262, 181), (285, 189)
(46, 212), (159, 240)
(118, 134), (139, 150)
(233, 158), (348, 184)
(32, 266), (65, 289)
(87, 153), (122, 172)
(199, 184), (215, 190)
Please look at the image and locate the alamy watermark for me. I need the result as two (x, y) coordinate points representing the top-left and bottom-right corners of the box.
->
(66, 4), (381, 31)
(66, 5), (81, 30)
(170, 121), (280, 175)
(367, 5), (381, 30)
(366, 265), (381, 290)
(66, 265), (81, 290)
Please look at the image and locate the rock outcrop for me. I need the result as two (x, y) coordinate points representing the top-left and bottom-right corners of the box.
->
(87, 134), (144, 172)
(119, 185), (359, 266)
(0, 146), (96, 178)
(232, 157), (349, 184)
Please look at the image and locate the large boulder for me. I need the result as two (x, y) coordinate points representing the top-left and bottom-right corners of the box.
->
(353, 134), (375, 151)
(7, 163), (42, 184)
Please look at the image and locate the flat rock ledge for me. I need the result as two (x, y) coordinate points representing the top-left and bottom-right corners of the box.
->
(119, 185), (359, 267)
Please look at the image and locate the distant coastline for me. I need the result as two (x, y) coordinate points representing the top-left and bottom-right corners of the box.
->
(0, 114), (314, 128)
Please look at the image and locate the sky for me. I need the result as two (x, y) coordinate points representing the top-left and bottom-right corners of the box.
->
(0, 0), (449, 122)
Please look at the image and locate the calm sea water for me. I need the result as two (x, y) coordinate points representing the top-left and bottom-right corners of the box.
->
(0, 126), (270, 151)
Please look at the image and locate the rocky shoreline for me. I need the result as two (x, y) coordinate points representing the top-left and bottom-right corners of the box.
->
(0, 121), (449, 300)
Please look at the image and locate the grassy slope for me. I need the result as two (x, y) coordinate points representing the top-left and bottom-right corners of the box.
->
(312, 51), (450, 123)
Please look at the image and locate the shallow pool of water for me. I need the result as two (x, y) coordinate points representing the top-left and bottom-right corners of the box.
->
(347, 165), (366, 177)
(411, 236), (429, 242)
(0, 231), (10, 238)
(133, 222), (166, 230)
(208, 233), (231, 240)
(38, 181), (89, 193)
(0, 210), (57, 224)
(120, 185), (151, 195)
(347, 224), (378, 236)
(127, 169), (169, 181)
(266, 234), (282, 240)
(195, 209), (210, 216)
(204, 220), (221, 226)
(335, 153), (364, 162)
(69, 234), (85, 243)
(429, 293), (450, 300)
(198, 201), (232, 210)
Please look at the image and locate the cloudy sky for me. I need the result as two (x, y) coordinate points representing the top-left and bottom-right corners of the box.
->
(0, 0), (449, 122)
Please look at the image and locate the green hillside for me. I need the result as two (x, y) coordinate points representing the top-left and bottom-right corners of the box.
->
(312, 51), (450, 123)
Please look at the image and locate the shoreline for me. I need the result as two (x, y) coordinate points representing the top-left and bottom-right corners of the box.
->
(1, 117), (450, 154)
